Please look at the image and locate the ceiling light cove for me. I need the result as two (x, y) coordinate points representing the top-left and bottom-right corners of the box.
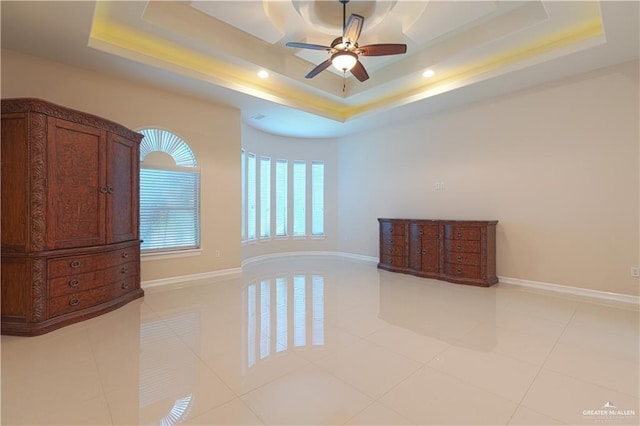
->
(87, 0), (607, 123)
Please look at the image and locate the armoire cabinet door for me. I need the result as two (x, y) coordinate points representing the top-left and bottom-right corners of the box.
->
(46, 117), (107, 249)
(106, 133), (139, 243)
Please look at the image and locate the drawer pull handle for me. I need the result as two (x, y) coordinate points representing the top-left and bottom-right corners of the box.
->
(456, 243), (462, 250)
(422, 249), (427, 255)
(121, 251), (129, 258)
(121, 282), (129, 290)
(456, 255), (463, 262)
(456, 268), (463, 275)
(457, 232), (463, 238)
(69, 299), (79, 306)
(68, 279), (79, 288)
(416, 248), (421, 254)
(120, 267), (128, 274)
(99, 186), (108, 194)
(106, 185), (114, 194)
(70, 260), (80, 268)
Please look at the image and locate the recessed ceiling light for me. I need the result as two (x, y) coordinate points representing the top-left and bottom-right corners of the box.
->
(422, 69), (435, 78)
(257, 70), (269, 79)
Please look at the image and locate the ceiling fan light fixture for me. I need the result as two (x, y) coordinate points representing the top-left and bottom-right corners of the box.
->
(331, 51), (358, 72)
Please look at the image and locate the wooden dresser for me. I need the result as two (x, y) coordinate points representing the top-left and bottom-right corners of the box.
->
(1, 98), (143, 336)
(378, 218), (498, 287)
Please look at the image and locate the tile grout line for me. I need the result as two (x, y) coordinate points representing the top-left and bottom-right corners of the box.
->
(504, 305), (579, 425)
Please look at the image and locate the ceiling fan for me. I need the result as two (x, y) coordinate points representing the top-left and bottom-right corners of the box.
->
(285, 0), (407, 83)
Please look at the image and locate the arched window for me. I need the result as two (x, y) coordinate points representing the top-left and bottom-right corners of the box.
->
(139, 128), (200, 253)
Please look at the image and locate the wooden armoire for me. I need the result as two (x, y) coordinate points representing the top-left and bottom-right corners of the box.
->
(1, 98), (144, 336)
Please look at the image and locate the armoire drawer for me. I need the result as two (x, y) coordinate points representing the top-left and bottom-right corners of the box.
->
(445, 252), (480, 266)
(48, 261), (137, 297)
(48, 279), (138, 318)
(47, 247), (138, 278)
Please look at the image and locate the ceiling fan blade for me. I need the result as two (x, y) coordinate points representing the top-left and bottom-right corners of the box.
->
(286, 42), (332, 51)
(359, 44), (407, 56)
(305, 58), (333, 79)
(350, 60), (369, 82)
(343, 14), (364, 45)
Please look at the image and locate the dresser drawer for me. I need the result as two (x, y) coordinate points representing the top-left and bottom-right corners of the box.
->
(48, 279), (138, 318)
(48, 261), (137, 297)
(445, 263), (480, 279)
(380, 253), (406, 268)
(381, 235), (404, 247)
(48, 247), (138, 278)
(381, 244), (404, 257)
(445, 239), (480, 253)
(445, 226), (481, 241)
(445, 252), (480, 266)
(381, 222), (406, 237)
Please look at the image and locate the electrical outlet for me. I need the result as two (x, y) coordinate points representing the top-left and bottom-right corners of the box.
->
(631, 267), (639, 278)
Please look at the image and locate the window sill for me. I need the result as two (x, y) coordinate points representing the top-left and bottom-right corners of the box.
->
(142, 248), (202, 261)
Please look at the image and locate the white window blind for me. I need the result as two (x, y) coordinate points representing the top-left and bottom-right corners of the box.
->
(260, 157), (271, 238)
(140, 168), (200, 252)
(311, 162), (324, 236)
(275, 159), (288, 236)
(247, 153), (256, 240)
(139, 129), (200, 253)
(241, 149), (246, 240)
(292, 161), (306, 236)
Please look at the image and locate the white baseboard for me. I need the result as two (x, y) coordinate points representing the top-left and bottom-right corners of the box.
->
(498, 276), (639, 307)
(241, 251), (378, 267)
(141, 267), (242, 290)
(140, 252), (638, 307)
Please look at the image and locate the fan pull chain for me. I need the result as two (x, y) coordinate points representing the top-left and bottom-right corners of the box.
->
(343, 71), (346, 92)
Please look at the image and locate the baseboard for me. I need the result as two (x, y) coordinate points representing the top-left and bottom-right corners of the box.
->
(241, 251), (378, 267)
(498, 276), (639, 307)
(141, 267), (242, 290)
(140, 253), (638, 308)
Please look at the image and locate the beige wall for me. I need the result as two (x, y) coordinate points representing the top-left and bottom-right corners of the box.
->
(1, 49), (242, 282)
(241, 125), (339, 260)
(3, 48), (638, 297)
(337, 60), (640, 296)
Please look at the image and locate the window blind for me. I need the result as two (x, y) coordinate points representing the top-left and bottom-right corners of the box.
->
(292, 161), (306, 236)
(311, 162), (324, 236)
(247, 153), (256, 240)
(241, 149), (246, 240)
(140, 168), (200, 252)
(260, 157), (271, 238)
(275, 159), (288, 236)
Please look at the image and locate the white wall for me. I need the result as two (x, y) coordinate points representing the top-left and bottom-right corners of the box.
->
(337, 60), (640, 296)
(241, 125), (339, 260)
(1, 48), (242, 282)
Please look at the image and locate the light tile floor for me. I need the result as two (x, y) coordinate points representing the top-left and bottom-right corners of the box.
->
(1, 256), (638, 425)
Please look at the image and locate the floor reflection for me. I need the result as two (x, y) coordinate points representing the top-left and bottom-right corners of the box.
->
(244, 274), (325, 370)
(2, 257), (638, 425)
